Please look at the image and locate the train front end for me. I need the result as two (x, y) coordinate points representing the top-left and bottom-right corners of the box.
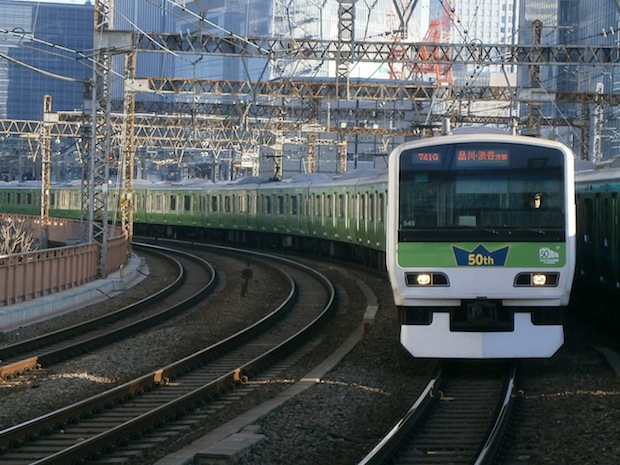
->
(386, 133), (576, 359)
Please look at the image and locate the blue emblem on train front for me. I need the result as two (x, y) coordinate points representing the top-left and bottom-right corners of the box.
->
(452, 244), (510, 266)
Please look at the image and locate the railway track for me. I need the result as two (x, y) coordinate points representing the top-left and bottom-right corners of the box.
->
(358, 361), (518, 465)
(0, 243), (216, 382)
(0, 248), (336, 465)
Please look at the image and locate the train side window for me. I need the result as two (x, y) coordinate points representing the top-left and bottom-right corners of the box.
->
(361, 195), (366, 221)
(184, 195), (191, 212)
(211, 196), (218, 213)
(338, 194), (345, 218)
(50, 192), (55, 206)
(314, 194), (321, 217)
(237, 195), (245, 213)
(369, 194), (375, 222)
(155, 195), (163, 211)
(265, 195), (272, 214)
(277, 195), (284, 215)
(224, 195), (231, 213)
(245, 194), (253, 214)
(169, 195), (177, 211)
(291, 195), (298, 215)
(326, 195), (333, 218)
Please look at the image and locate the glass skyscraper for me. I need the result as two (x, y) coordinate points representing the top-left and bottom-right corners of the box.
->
(0, 0), (93, 120)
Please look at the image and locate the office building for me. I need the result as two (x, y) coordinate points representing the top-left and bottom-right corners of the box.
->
(0, 0), (93, 120)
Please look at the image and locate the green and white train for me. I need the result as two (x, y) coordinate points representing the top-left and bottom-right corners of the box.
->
(0, 131), (580, 359)
(387, 132), (576, 359)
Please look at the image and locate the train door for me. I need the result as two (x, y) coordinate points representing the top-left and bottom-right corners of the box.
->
(376, 190), (386, 249)
(600, 194), (617, 286)
(576, 193), (598, 286)
(285, 192), (301, 235)
(336, 192), (347, 241)
(345, 190), (357, 243)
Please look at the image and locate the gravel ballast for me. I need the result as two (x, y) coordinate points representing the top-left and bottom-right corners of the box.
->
(1, 251), (619, 465)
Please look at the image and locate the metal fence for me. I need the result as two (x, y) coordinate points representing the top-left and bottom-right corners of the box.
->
(0, 215), (128, 306)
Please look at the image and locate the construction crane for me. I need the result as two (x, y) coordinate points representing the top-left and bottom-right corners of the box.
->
(413, 2), (454, 86)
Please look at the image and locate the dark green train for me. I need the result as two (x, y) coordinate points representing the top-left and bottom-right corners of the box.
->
(574, 165), (620, 319)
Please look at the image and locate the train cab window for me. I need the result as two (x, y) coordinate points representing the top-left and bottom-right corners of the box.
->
(169, 195), (177, 211)
(398, 142), (565, 241)
(184, 195), (191, 212)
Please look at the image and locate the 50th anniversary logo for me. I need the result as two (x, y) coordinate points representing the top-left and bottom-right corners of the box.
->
(398, 242), (564, 267)
(451, 244), (561, 266)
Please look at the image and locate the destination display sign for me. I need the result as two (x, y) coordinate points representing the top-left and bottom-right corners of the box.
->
(403, 145), (513, 170)
(455, 148), (510, 165)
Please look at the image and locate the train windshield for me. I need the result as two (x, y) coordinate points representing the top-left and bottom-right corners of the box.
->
(398, 142), (566, 242)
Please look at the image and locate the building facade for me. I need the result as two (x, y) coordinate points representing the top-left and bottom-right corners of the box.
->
(0, 0), (93, 121)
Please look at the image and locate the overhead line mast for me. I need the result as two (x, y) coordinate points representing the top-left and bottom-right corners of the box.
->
(85, 0), (133, 277)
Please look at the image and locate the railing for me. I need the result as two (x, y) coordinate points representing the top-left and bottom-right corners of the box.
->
(0, 215), (128, 307)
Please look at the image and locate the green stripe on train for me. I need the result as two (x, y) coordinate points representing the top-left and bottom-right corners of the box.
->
(397, 242), (566, 267)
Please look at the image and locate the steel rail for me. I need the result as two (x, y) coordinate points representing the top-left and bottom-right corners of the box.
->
(0, 246), (336, 465)
(0, 243), (209, 380)
(356, 366), (444, 465)
(355, 362), (517, 465)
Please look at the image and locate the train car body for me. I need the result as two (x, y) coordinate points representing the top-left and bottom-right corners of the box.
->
(0, 133), (581, 360)
(386, 133), (576, 359)
(575, 166), (620, 306)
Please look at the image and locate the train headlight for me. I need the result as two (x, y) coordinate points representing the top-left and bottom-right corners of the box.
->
(405, 272), (449, 287)
(514, 272), (559, 287)
(416, 273), (432, 286)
